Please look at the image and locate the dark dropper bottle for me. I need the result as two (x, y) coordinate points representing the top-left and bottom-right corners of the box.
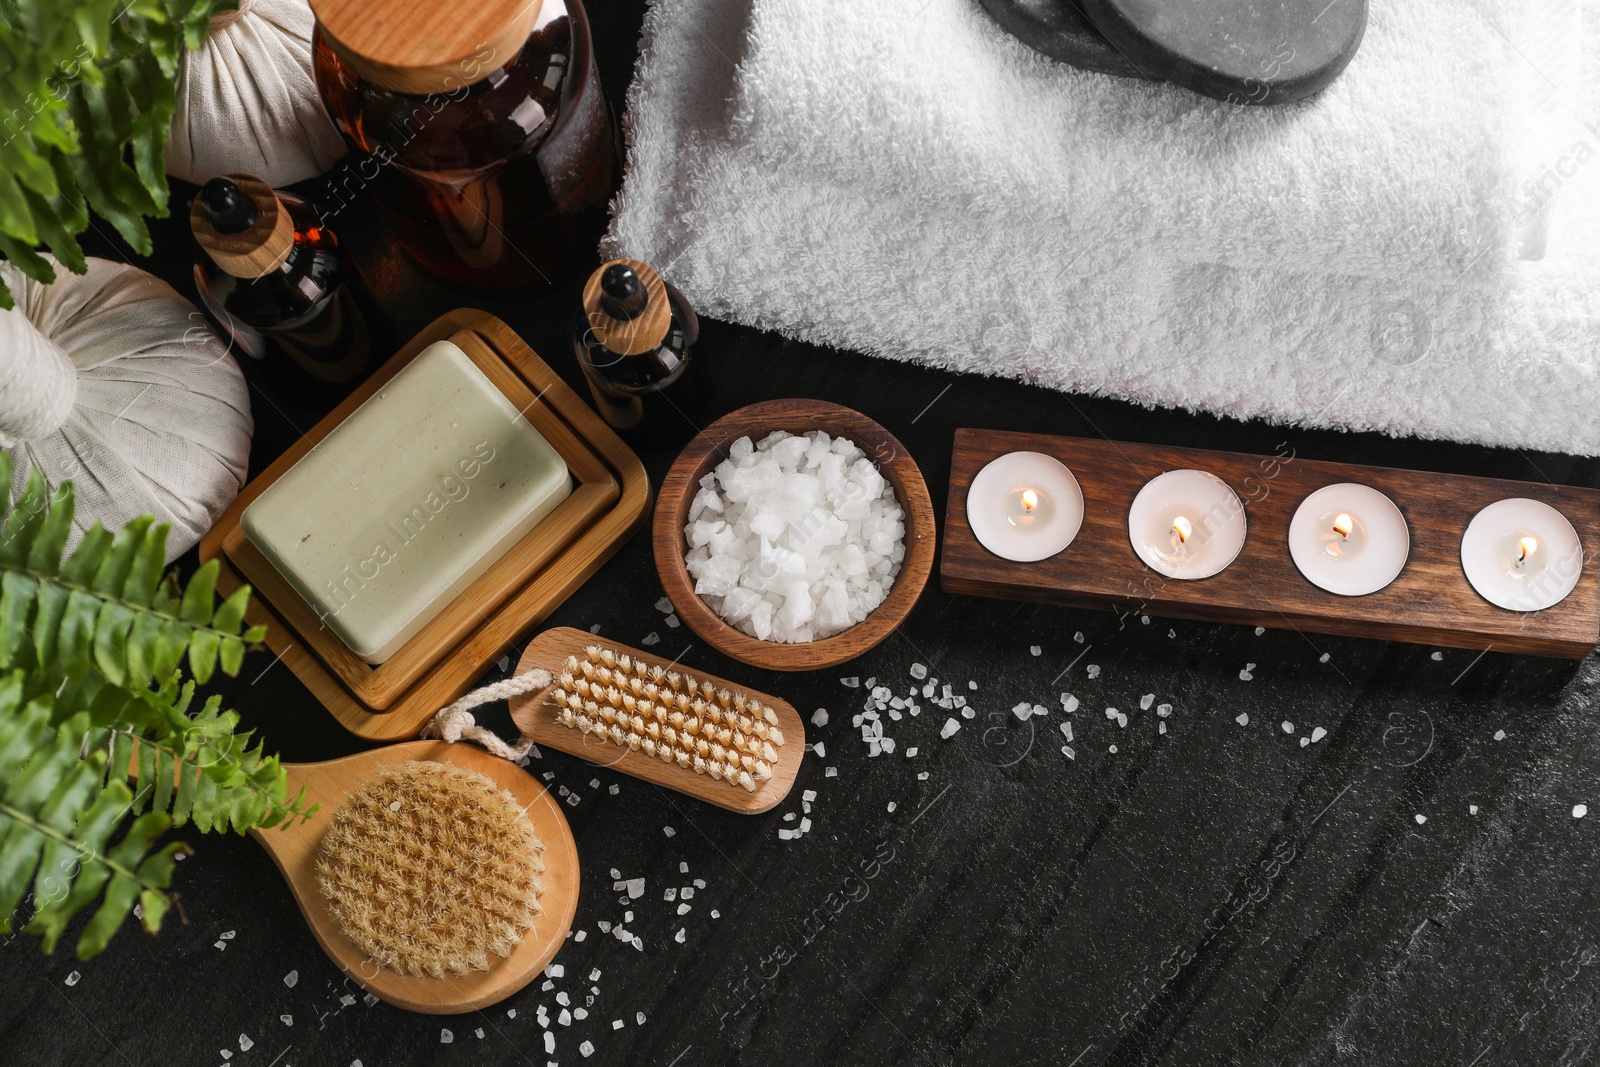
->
(191, 174), (370, 382)
(572, 259), (697, 429)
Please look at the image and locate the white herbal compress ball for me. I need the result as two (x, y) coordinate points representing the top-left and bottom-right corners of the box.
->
(166, 0), (347, 188)
(0, 257), (253, 563)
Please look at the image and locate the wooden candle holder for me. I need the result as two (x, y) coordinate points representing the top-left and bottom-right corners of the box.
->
(941, 429), (1600, 658)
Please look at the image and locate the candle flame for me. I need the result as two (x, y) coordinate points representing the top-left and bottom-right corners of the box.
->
(1172, 516), (1193, 545)
(1020, 489), (1039, 513)
(1519, 535), (1539, 562)
(1332, 513), (1354, 539)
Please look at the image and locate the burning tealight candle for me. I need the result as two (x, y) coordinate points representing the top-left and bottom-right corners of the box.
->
(1127, 469), (1246, 579)
(967, 451), (1084, 562)
(1288, 483), (1410, 596)
(1460, 498), (1583, 611)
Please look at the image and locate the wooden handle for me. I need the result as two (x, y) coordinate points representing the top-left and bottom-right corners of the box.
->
(581, 259), (673, 357)
(190, 174), (294, 279)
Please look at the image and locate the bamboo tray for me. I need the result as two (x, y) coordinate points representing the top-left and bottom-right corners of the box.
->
(200, 310), (651, 739)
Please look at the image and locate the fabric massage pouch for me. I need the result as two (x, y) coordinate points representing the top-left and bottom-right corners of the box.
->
(0, 257), (253, 564)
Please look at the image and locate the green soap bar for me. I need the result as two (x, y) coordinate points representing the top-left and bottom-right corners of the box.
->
(242, 340), (571, 664)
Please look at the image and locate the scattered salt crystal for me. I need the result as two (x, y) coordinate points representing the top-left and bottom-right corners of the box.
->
(1159, 722), (1167, 735)
(641, 632), (661, 646)
(283, 971), (298, 988)
(575, 930), (587, 942)
(1319, 652), (1331, 663)
(812, 708), (829, 726)
(1104, 707), (1118, 720)
(1310, 727), (1326, 743)
(1414, 814), (1427, 825)
(941, 718), (961, 739)
(64, 971), (80, 987)
(1240, 664), (1255, 681)
(1469, 805), (1478, 815)
(665, 614), (680, 628)
(1236, 713), (1249, 726)
(281, 1016), (292, 1026)
(1282, 721), (1294, 734)
(1116, 713), (1128, 728)
(802, 789), (817, 802)
(841, 676), (860, 687)
(544, 1032), (556, 1054)
(968, 680), (978, 690)
(1061, 746), (1076, 759)
(1576, 804), (1589, 819)
(1029, 645), (1041, 656)
(1086, 664), (1101, 679)
(580, 1039), (595, 1057)
(910, 663), (928, 680)
(626, 878), (644, 899)
(1431, 651), (1444, 661)
(887, 801), (898, 813)
(663, 826), (676, 837)
(1060, 722), (1073, 742)
(778, 828), (797, 840)
(1139, 694), (1154, 710)
(1062, 694), (1079, 713)
(590, 623), (601, 633)
(498, 654), (511, 672)
(813, 742), (827, 758)
(1074, 632), (1084, 643)
(1013, 702), (1032, 721)
(557, 992), (570, 1006)
(918, 771), (929, 779)
(1299, 737), (1309, 747)
(906, 746), (918, 757)
(1109, 744), (1118, 753)
(638, 1012), (647, 1024)
(825, 767), (838, 777)
(961, 707), (975, 719)
(441, 1030), (454, 1044)
(655, 596), (673, 612)
(1494, 729), (1506, 741)
(677, 903), (691, 915)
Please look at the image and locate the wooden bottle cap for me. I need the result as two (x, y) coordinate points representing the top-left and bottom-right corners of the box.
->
(582, 259), (673, 357)
(310, 0), (543, 95)
(190, 174), (295, 279)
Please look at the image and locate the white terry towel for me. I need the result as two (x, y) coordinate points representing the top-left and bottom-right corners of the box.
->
(607, 0), (1600, 455)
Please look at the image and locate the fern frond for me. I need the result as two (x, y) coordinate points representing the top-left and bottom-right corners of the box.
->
(0, 0), (241, 307)
(112, 684), (315, 835)
(0, 672), (187, 959)
(0, 454), (265, 688)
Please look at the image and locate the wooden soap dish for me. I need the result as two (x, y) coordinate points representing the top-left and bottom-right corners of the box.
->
(507, 628), (805, 814)
(941, 429), (1600, 658)
(652, 399), (937, 671)
(200, 310), (651, 739)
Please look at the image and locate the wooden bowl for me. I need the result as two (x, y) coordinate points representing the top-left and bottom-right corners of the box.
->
(653, 399), (936, 671)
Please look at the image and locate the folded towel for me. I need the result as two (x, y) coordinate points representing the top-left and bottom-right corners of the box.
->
(607, 0), (1600, 454)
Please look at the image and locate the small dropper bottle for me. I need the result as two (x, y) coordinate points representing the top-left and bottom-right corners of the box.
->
(191, 173), (370, 382)
(572, 259), (697, 429)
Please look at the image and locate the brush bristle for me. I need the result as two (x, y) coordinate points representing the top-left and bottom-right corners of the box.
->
(315, 761), (545, 979)
(551, 645), (786, 792)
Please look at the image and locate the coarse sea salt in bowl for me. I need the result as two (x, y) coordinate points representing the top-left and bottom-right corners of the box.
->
(652, 399), (936, 671)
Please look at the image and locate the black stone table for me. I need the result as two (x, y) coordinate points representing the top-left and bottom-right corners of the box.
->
(3, 3), (1599, 1064)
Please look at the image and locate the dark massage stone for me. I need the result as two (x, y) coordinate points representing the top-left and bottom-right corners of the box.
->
(1075, 0), (1367, 104)
(975, 0), (1155, 80)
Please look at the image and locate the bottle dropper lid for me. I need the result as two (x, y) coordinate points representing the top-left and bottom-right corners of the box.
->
(582, 258), (671, 356)
(190, 174), (295, 279)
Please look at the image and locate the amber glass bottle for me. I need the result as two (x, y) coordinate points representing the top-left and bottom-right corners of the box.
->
(191, 175), (371, 382)
(310, 0), (615, 288)
(572, 259), (697, 429)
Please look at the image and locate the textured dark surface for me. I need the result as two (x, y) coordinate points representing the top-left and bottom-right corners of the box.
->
(4, 2), (1600, 1066)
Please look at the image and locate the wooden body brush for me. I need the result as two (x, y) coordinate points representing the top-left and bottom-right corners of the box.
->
(507, 628), (805, 814)
(249, 740), (578, 1014)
